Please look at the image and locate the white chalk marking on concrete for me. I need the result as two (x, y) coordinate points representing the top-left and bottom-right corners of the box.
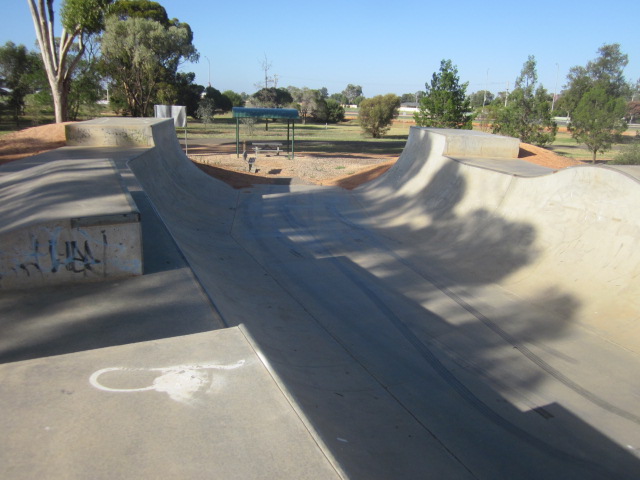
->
(89, 360), (245, 404)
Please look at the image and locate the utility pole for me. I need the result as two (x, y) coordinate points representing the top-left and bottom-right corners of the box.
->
(482, 69), (489, 107)
(551, 63), (559, 113)
(205, 56), (211, 87)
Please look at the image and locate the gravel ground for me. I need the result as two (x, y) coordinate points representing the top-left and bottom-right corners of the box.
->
(189, 152), (394, 185)
(188, 143), (584, 189)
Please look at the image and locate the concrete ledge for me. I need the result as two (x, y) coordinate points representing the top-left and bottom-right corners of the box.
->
(65, 118), (164, 147)
(421, 127), (520, 159)
(0, 158), (142, 289)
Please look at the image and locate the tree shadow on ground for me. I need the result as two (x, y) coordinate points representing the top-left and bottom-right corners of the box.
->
(220, 157), (640, 478)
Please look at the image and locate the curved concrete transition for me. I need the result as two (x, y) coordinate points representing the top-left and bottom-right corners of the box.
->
(2, 118), (640, 479)
(358, 127), (640, 352)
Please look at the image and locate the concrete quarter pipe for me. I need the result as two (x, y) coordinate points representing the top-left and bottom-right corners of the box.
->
(2, 119), (639, 479)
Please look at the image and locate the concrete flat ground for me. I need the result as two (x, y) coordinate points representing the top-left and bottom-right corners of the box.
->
(0, 328), (341, 479)
(1, 120), (639, 479)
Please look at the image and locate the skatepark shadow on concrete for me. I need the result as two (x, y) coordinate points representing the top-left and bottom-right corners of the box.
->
(259, 256), (637, 479)
(333, 159), (540, 285)
(209, 127), (638, 478)
(225, 182), (640, 479)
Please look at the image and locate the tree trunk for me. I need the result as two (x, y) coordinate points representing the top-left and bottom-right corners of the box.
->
(27, 0), (80, 124)
(49, 78), (68, 124)
(13, 105), (20, 128)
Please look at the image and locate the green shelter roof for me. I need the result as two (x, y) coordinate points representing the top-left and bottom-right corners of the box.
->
(232, 107), (300, 120)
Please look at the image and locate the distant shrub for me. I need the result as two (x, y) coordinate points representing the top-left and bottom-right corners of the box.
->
(326, 98), (345, 123)
(611, 138), (640, 165)
(359, 94), (400, 138)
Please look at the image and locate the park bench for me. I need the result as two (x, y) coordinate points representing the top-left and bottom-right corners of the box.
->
(242, 142), (284, 172)
(252, 142), (283, 156)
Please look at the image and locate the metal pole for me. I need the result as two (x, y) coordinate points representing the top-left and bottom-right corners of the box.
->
(552, 63), (559, 112)
(236, 118), (239, 157)
(292, 121), (295, 160)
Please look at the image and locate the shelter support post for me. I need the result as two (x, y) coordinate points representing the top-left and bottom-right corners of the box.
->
(236, 118), (240, 157)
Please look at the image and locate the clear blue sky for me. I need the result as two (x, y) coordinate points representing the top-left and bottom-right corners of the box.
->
(3, 0), (639, 98)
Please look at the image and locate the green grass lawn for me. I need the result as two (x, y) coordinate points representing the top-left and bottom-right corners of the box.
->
(187, 114), (412, 156)
(191, 114), (637, 161)
(3, 106), (636, 162)
(546, 127), (639, 162)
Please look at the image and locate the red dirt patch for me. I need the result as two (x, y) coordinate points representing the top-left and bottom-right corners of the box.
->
(0, 123), (69, 165)
(518, 143), (584, 169)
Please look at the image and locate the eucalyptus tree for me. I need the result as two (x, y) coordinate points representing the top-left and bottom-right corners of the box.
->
(100, 13), (198, 117)
(288, 86), (321, 124)
(27, 0), (113, 122)
(342, 84), (363, 105)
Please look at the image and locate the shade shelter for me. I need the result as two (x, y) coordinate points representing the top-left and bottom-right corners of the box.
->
(232, 107), (300, 159)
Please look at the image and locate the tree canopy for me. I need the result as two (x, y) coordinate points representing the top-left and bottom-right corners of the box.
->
(202, 86), (232, 112)
(0, 41), (43, 125)
(414, 59), (473, 129)
(358, 94), (400, 138)
(323, 98), (345, 123)
(288, 86), (318, 124)
(564, 44), (629, 162)
(107, 0), (170, 25)
(468, 90), (495, 109)
(563, 43), (628, 116)
(569, 85), (627, 162)
(251, 87), (293, 108)
(491, 55), (557, 146)
(101, 13), (198, 116)
(174, 71), (205, 117)
(222, 90), (245, 108)
(342, 84), (363, 105)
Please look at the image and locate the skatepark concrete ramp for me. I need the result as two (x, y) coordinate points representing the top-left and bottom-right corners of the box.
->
(122, 119), (640, 478)
(358, 127), (640, 353)
(4, 118), (639, 479)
